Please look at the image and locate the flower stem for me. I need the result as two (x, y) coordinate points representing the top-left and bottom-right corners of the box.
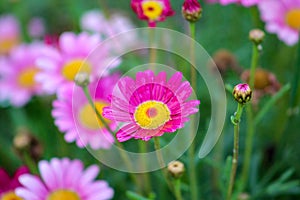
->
(174, 179), (183, 200)
(289, 33), (300, 113)
(153, 137), (173, 192)
(240, 43), (259, 188)
(188, 21), (199, 200)
(149, 28), (157, 71)
(227, 103), (244, 200)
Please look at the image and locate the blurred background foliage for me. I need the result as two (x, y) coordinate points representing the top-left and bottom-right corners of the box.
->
(0, 0), (299, 199)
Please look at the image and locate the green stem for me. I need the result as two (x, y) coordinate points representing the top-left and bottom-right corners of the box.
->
(153, 137), (173, 192)
(174, 179), (183, 200)
(81, 85), (140, 190)
(240, 43), (259, 189)
(227, 103), (244, 200)
(23, 151), (38, 174)
(149, 28), (157, 71)
(249, 44), (259, 89)
(289, 34), (300, 111)
(188, 21), (199, 200)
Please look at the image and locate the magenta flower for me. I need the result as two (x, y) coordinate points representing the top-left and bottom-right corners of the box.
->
(16, 158), (114, 200)
(233, 83), (252, 104)
(103, 70), (200, 142)
(52, 74), (119, 149)
(0, 166), (29, 200)
(36, 32), (121, 94)
(0, 43), (51, 107)
(0, 14), (20, 55)
(258, 0), (300, 46)
(131, 0), (175, 27)
(206, 0), (259, 7)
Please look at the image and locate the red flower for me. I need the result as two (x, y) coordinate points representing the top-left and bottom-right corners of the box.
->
(131, 0), (175, 27)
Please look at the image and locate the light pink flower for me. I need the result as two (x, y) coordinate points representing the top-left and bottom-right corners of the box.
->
(206, 0), (259, 7)
(0, 14), (20, 55)
(258, 0), (300, 46)
(36, 32), (121, 94)
(52, 74), (120, 149)
(16, 158), (114, 200)
(0, 43), (51, 107)
(103, 70), (200, 142)
(131, 0), (175, 27)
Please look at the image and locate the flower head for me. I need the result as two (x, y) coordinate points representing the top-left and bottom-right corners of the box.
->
(233, 83), (252, 104)
(16, 158), (114, 200)
(0, 166), (29, 200)
(36, 32), (121, 94)
(182, 0), (202, 22)
(249, 29), (265, 45)
(103, 70), (200, 142)
(131, 0), (175, 27)
(0, 43), (49, 107)
(0, 14), (20, 55)
(52, 74), (119, 149)
(258, 0), (300, 46)
(168, 161), (185, 179)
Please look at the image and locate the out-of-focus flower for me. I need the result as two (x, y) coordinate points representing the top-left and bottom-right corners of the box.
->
(182, 0), (202, 22)
(131, 0), (175, 27)
(249, 29), (265, 45)
(211, 49), (242, 75)
(206, 0), (258, 7)
(0, 14), (20, 55)
(80, 10), (139, 52)
(0, 43), (50, 107)
(13, 127), (43, 162)
(27, 17), (46, 39)
(16, 158), (114, 200)
(241, 68), (281, 105)
(52, 74), (119, 149)
(258, 0), (300, 46)
(233, 83), (252, 104)
(0, 166), (29, 200)
(103, 70), (200, 142)
(36, 32), (121, 94)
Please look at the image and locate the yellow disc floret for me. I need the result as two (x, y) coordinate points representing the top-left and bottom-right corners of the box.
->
(142, 1), (163, 20)
(79, 101), (110, 130)
(62, 59), (91, 81)
(17, 67), (39, 88)
(134, 100), (171, 130)
(1, 191), (23, 200)
(47, 189), (80, 200)
(0, 37), (19, 55)
(286, 9), (300, 30)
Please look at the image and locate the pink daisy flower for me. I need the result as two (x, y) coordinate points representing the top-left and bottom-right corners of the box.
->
(0, 166), (29, 200)
(131, 0), (175, 27)
(52, 74), (119, 149)
(0, 14), (20, 55)
(16, 158), (114, 200)
(258, 0), (300, 46)
(206, 0), (259, 7)
(0, 43), (51, 107)
(103, 70), (200, 142)
(36, 32), (121, 94)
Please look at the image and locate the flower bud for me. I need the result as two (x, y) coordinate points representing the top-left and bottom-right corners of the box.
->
(182, 0), (202, 22)
(74, 72), (90, 87)
(168, 160), (185, 179)
(233, 83), (252, 104)
(249, 29), (265, 45)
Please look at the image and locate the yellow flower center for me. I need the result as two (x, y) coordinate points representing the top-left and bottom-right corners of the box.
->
(1, 191), (23, 200)
(0, 37), (19, 54)
(79, 101), (110, 130)
(142, 1), (163, 20)
(47, 189), (80, 200)
(134, 100), (171, 130)
(62, 59), (91, 81)
(285, 9), (300, 30)
(17, 67), (39, 88)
